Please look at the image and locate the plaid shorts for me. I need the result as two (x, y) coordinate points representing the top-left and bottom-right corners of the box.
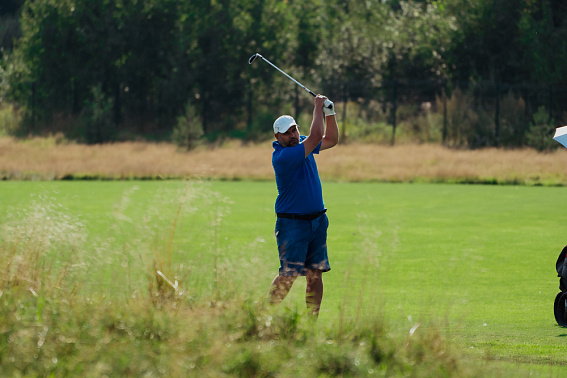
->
(274, 213), (331, 276)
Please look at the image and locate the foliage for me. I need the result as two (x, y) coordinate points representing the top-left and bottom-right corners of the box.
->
(397, 103), (444, 144)
(437, 87), (478, 147)
(317, 1), (457, 97)
(0, 103), (22, 135)
(518, 0), (567, 85)
(81, 84), (114, 144)
(0, 15), (20, 60)
(0, 0), (23, 59)
(338, 100), (391, 143)
(171, 102), (203, 151)
(0, 285), (483, 376)
(0, 0), (566, 148)
(4, 0), (186, 127)
(498, 90), (528, 147)
(525, 105), (557, 152)
(245, 107), (279, 142)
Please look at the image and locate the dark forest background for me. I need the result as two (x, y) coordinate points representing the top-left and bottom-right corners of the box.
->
(1, 0), (566, 148)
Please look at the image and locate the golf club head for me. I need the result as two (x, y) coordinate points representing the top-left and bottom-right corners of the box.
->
(248, 53), (261, 65)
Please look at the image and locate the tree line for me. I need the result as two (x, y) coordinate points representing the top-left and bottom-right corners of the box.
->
(0, 0), (566, 147)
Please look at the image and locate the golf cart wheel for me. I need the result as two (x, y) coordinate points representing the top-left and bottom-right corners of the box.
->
(554, 292), (567, 327)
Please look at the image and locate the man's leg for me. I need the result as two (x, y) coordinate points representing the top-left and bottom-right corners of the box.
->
(269, 275), (297, 305)
(305, 269), (323, 317)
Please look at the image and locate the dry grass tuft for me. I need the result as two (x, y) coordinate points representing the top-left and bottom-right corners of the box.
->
(317, 143), (567, 185)
(1, 137), (567, 184)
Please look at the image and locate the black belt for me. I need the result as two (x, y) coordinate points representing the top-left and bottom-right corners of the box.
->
(277, 209), (326, 221)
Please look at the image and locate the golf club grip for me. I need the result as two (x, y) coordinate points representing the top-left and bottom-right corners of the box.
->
(307, 90), (332, 109)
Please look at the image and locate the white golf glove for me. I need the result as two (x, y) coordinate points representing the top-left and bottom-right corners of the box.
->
(323, 99), (335, 116)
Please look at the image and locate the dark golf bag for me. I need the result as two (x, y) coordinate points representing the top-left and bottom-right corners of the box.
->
(554, 246), (567, 326)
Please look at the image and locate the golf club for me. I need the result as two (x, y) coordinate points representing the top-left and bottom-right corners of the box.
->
(156, 270), (184, 297)
(248, 53), (333, 109)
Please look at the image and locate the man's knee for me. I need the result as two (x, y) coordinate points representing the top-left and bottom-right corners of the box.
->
(306, 269), (322, 280)
(274, 275), (297, 287)
(282, 275), (298, 285)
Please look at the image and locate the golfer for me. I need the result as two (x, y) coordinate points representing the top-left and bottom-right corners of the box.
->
(269, 94), (339, 317)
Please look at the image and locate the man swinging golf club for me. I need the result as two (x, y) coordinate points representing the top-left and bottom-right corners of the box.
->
(269, 94), (339, 318)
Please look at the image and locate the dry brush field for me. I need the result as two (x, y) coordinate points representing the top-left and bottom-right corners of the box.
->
(1, 136), (567, 184)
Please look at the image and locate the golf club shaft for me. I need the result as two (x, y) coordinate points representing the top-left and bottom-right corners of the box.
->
(249, 53), (333, 110)
(255, 54), (316, 97)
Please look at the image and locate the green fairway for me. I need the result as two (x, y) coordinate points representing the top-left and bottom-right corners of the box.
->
(1, 180), (566, 373)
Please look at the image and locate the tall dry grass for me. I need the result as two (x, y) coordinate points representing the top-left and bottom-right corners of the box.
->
(1, 136), (567, 184)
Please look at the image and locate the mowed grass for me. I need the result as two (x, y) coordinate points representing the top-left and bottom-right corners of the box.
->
(1, 180), (566, 375)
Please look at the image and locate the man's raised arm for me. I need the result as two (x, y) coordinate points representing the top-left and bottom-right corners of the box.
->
(321, 106), (339, 151)
(302, 95), (327, 158)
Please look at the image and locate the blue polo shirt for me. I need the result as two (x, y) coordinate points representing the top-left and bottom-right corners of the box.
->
(272, 135), (324, 214)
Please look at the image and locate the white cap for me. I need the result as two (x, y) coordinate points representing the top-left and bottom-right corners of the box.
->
(273, 115), (298, 134)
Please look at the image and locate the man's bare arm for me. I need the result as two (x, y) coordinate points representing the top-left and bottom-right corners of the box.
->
(302, 95), (327, 158)
(320, 114), (339, 150)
